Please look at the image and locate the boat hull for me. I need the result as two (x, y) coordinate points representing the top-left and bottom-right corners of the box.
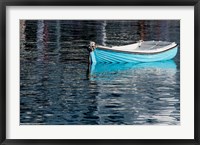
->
(90, 46), (178, 64)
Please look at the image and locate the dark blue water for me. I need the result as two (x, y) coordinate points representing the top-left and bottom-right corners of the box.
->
(20, 20), (180, 125)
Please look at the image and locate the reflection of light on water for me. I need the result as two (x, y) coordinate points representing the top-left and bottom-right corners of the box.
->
(102, 21), (107, 46)
(89, 61), (178, 94)
(90, 60), (177, 82)
(56, 20), (61, 62)
(20, 20), (26, 50)
(36, 20), (45, 61)
(89, 61), (179, 125)
(20, 20), (180, 125)
(37, 20), (45, 43)
(20, 20), (26, 41)
(96, 21), (107, 45)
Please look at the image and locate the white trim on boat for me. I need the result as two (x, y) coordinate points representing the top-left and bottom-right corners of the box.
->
(96, 41), (177, 54)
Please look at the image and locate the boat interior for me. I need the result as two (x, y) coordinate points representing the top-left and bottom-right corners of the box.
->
(96, 41), (177, 53)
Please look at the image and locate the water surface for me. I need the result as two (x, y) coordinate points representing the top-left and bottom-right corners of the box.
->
(20, 20), (180, 125)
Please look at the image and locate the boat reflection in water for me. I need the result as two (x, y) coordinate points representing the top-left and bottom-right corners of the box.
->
(90, 60), (177, 81)
(88, 60), (180, 125)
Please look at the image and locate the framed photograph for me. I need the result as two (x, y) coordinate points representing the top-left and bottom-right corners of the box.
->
(0, 0), (199, 145)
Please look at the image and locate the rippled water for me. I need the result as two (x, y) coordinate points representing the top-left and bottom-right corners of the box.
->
(20, 20), (180, 125)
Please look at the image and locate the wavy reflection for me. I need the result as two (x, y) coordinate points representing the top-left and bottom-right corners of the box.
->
(89, 61), (179, 125)
(20, 20), (180, 125)
(90, 60), (177, 81)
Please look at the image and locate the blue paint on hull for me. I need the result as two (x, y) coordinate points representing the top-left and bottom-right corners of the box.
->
(90, 47), (178, 64)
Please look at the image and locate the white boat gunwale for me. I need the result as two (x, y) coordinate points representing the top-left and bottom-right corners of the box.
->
(95, 43), (178, 55)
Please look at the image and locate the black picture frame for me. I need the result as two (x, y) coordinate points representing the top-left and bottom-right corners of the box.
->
(0, 0), (199, 145)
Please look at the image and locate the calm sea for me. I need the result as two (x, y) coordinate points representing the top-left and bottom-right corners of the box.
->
(20, 20), (180, 125)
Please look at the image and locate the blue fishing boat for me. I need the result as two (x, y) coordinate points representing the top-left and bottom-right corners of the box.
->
(88, 41), (178, 64)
